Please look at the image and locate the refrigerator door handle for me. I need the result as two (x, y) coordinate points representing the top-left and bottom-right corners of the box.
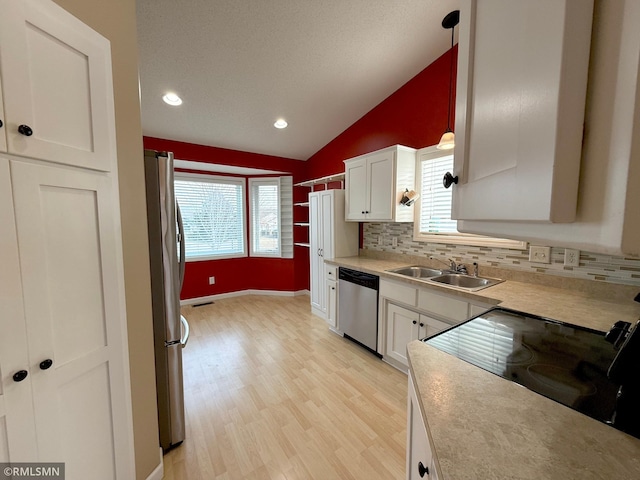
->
(180, 315), (190, 348)
(177, 201), (186, 291)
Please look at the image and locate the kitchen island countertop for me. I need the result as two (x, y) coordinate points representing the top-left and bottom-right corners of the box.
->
(407, 340), (640, 479)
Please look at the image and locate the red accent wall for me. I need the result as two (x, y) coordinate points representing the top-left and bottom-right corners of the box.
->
(144, 46), (456, 300)
(143, 137), (309, 299)
(305, 46), (457, 180)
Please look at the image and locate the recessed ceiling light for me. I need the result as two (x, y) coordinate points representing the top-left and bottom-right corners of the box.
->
(274, 119), (288, 129)
(162, 92), (182, 106)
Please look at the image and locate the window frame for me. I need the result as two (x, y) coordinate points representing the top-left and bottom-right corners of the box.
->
(413, 146), (528, 249)
(174, 171), (247, 261)
(249, 177), (282, 258)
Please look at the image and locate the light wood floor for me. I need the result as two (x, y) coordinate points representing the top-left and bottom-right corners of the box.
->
(163, 295), (408, 480)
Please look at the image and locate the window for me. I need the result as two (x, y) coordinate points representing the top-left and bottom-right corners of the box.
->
(249, 177), (293, 258)
(174, 173), (246, 260)
(413, 146), (527, 249)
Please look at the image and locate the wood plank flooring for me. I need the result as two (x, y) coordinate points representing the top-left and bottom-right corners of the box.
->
(163, 295), (408, 480)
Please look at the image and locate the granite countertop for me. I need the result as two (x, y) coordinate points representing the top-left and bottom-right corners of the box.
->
(325, 255), (640, 331)
(407, 341), (640, 479)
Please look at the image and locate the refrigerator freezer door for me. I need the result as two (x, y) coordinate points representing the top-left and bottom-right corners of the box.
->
(164, 342), (185, 448)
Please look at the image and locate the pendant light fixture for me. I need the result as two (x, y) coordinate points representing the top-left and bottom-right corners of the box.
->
(437, 10), (460, 150)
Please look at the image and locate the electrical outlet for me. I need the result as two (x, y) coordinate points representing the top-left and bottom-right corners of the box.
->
(208, 276), (216, 285)
(392, 237), (398, 247)
(564, 248), (580, 267)
(529, 245), (551, 264)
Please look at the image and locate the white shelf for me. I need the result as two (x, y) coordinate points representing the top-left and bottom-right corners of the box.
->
(294, 242), (310, 248)
(294, 202), (309, 207)
(294, 223), (309, 227)
(294, 172), (345, 188)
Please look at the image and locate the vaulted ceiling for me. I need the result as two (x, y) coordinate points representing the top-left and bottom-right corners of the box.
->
(136, 0), (459, 161)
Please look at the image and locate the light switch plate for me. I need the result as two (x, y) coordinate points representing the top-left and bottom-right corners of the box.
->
(529, 246), (551, 264)
(564, 249), (580, 267)
(208, 276), (216, 285)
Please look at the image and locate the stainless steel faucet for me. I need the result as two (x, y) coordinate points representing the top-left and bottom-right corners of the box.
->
(430, 256), (467, 273)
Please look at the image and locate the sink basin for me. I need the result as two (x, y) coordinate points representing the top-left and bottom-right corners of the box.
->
(386, 266), (444, 278)
(429, 274), (503, 291)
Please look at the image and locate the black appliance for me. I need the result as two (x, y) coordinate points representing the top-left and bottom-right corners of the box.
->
(423, 307), (640, 439)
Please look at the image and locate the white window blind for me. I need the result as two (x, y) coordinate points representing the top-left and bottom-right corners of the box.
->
(419, 153), (458, 234)
(249, 176), (293, 258)
(174, 174), (246, 260)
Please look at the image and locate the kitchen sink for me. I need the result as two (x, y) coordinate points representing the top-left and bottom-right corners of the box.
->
(386, 266), (444, 278)
(385, 265), (503, 291)
(429, 274), (503, 291)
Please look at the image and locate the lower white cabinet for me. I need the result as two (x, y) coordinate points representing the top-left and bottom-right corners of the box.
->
(380, 278), (491, 370)
(386, 305), (451, 366)
(0, 158), (133, 477)
(407, 372), (439, 480)
(326, 278), (338, 329)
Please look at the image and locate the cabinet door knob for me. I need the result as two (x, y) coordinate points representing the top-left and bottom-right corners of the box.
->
(412, 320), (417, 325)
(39, 359), (53, 370)
(443, 171), (458, 189)
(418, 461), (429, 477)
(18, 124), (33, 136)
(0, 119), (3, 128)
(419, 322), (425, 327)
(13, 370), (28, 382)
(331, 287), (335, 290)
(361, 211), (365, 214)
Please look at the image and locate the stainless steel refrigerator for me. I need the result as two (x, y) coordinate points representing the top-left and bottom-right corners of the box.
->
(144, 149), (190, 452)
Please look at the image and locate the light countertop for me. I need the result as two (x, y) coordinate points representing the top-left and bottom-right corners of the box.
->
(407, 341), (640, 479)
(327, 254), (640, 479)
(325, 255), (640, 332)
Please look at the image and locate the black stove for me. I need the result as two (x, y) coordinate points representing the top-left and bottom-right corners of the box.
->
(423, 307), (639, 437)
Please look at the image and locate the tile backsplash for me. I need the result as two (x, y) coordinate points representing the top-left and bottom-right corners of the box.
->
(363, 223), (640, 286)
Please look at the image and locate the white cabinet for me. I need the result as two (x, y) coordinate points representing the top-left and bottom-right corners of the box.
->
(407, 372), (439, 480)
(0, 0), (116, 172)
(379, 278), (492, 370)
(454, 0), (640, 257)
(386, 305), (450, 367)
(326, 279), (338, 329)
(452, 0), (593, 223)
(309, 190), (358, 320)
(0, 1), (133, 477)
(344, 145), (416, 222)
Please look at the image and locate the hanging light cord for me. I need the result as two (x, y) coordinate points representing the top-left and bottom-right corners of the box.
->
(446, 25), (455, 132)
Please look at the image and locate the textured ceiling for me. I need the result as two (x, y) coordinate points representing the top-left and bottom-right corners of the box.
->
(136, 0), (459, 161)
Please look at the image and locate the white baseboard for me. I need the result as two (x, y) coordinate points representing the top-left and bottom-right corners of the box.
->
(181, 289), (309, 306)
(145, 447), (164, 480)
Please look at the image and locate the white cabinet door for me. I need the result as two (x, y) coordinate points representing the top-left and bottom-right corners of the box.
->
(0, 158), (37, 462)
(326, 279), (337, 329)
(0, 0), (116, 171)
(309, 192), (324, 314)
(10, 161), (133, 479)
(407, 372), (436, 480)
(452, 0), (593, 222)
(418, 315), (451, 340)
(386, 304), (420, 366)
(367, 150), (394, 221)
(344, 158), (367, 221)
(320, 191), (334, 259)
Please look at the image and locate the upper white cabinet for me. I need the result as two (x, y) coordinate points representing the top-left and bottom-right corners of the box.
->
(0, 0), (116, 171)
(344, 145), (416, 222)
(452, 0), (593, 223)
(455, 0), (640, 256)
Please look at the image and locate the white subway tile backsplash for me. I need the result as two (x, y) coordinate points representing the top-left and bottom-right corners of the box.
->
(363, 223), (640, 286)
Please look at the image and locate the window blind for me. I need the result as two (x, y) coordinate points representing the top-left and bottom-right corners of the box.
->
(174, 176), (246, 259)
(249, 176), (293, 258)
(419, 154), (458, 234)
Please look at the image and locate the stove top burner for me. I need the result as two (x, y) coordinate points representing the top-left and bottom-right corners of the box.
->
(424, 307), (623, 433)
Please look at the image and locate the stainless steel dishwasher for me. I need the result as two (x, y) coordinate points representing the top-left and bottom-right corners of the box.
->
(338, 267), (380, 355)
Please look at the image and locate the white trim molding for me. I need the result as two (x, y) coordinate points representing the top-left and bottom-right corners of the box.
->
(180, 289), (309, 306)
